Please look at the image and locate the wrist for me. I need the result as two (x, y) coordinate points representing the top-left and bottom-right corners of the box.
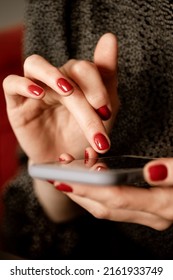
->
(33, 178), (83, 222)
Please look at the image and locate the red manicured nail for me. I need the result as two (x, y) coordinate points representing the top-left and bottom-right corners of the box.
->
(96, 105), (111, 121)
(58, 157), (66, 162)
(28, 85), (44, 96)
(55, 183), (73, 192)
(94, 133), (110, 150)
(84, 150), (89, 163)
(57, 78), (73, 93)
(148, 164), (168, 181)
(47, 180), (54, 184)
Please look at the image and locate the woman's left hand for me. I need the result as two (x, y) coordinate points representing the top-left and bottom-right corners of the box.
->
(55, 155), (173, 230)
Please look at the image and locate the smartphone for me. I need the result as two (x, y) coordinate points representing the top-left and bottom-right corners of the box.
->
(28, 155), (153, 186)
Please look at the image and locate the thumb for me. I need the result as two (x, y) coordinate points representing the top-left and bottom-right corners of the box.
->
(144, 158), (172, 187)
(93, 33), (118, 79)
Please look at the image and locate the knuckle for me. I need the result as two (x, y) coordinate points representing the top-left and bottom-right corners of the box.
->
(163, 211), (173, 222)
(71, 60), (95, 77)
(154, 188), (173, 221)
(90, 90), (107, 105)
(2, 75), (12, 89)
(84, 119), (102, 136)
(67, 58), (77, 66)
(23, 54), (40, 71)
(110, 188), (127, 209)
(85, 118), (95, 131)
(152, 220), (172, 231)
(91, 206), (110, 219)
(61, 59), (77, 73)
(2, 74), (16, 92)
(84, 117), (101, 133)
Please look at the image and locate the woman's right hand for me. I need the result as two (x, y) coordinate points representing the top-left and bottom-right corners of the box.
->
(3, 33), (120, 164)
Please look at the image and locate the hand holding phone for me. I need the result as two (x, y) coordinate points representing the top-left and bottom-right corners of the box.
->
(28, 155), (153, 187)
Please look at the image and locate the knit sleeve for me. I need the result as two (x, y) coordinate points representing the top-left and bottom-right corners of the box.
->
(1, 168), (86, 259)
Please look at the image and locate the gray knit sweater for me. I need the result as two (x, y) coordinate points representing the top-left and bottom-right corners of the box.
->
(2, 0), (173, 259)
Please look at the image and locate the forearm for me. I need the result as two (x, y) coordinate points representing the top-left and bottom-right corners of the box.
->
(2, 169), (88, 259)
(33, 178), (83, 222)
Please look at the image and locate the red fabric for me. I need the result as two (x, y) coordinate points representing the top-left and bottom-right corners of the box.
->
(0, 25), (24, 246)
(0, 25), (23, 189)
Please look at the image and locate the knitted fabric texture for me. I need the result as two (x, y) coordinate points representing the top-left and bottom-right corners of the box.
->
(2, 0), (173, 259)
(24, 0), (173, 157)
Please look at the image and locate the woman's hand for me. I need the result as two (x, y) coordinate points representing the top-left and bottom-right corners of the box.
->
(55, 156), (173, 230)
(3, 33), (119, 164)
(3, 33), (119, 222)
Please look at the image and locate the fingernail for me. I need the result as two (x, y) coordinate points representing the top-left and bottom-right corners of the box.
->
(55, 183), (73, 192)
(28, 85), (44, 96)
(94, 133), (110, 151)
(57, 78), (73, 93)
(96, 105), (111, 121)
(84, 150), (89, 163)
(47, 180), (54, 184)
(58, 157), (66, 162)
(148, 164), (168, 181)
(96, 166), (107, 171)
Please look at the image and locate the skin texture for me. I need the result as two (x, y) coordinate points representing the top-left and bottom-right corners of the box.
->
(3, 33), (173, 230)
(3, 33), (119, 222)
(3, 33), (119, 163)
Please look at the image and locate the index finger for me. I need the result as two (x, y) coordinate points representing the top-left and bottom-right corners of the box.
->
(64, 182), (165, 217)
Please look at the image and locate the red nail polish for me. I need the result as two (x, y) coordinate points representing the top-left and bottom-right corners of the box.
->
(148, 164), (168, 181)
(58, 157), (66, 162)
(84, 150), (89, 163)
(55, 183), (73, 192)
(94, 133), (110, 150)
(47, 180), (54, 184)
(28, 85), (44, 96)
(57, 78), (73, 93)
(96, 105), (111, 121)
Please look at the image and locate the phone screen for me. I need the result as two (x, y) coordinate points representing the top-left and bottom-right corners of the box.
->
(98, 155), (152, 187)
(97, 155), (152, 168)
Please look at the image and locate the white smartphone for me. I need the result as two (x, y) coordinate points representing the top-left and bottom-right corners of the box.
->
(28, 155), (153, 186)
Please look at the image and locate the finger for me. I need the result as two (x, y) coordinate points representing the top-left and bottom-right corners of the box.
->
(144, 157), (173, 186)
(66, 194), (171, 230)
(65, 182), (173, 221)
(58, 153), (75, 163)
(58, 147), (98, 164)
(90, 162), (108, 171)
(60, 90), (111, 153)
(63, 34), (118, 121)
(63, 59), (112, 120)
(94, 33), (120, 121)
(94, 33), (118, 79)
(24, 54), (74, 96)
(51, 154), (75, 186)
(3, 74), (45, 109)
(84, 147), (98, 167)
